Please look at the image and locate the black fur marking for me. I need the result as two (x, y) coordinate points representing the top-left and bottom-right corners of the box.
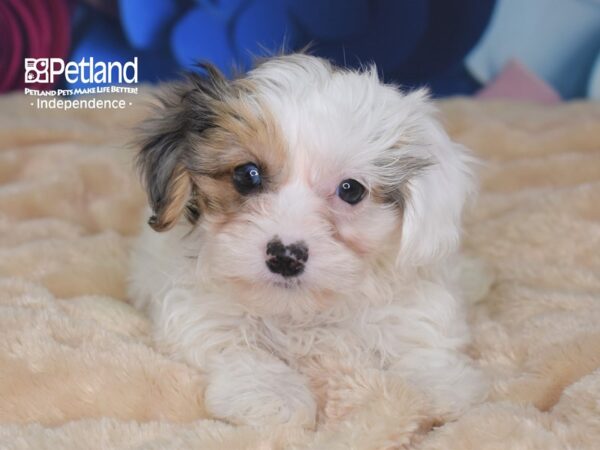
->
(184, 200), (201, 224)
(135, 62), (231, 230)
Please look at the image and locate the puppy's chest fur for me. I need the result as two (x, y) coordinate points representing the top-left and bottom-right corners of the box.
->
(131, 220), (469, 367)
(223, 284), (468, 376)
(247, 315), (377, 366)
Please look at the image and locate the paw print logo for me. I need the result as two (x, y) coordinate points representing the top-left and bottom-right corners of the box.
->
(24, 58), (49, 83)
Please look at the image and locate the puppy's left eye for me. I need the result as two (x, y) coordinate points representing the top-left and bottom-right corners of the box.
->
(337, 179), (366, 205)
(233, 163), (262, 194)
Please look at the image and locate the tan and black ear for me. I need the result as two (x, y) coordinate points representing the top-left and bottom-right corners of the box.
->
(135, 64), (230, 232)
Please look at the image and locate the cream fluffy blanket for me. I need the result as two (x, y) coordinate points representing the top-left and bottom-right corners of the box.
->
(1, 92), (599, 450)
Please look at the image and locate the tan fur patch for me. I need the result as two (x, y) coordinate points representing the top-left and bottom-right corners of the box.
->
(150, 165), (191, 232)
(188, 89), (289, 220)
(193, 174), (241, 216)
(202, 97), (287, 178)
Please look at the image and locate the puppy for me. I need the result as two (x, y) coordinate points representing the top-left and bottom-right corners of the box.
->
(129, 54), (487, 428)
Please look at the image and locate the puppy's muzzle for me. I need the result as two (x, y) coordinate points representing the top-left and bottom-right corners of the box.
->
(266, 237), (308, 278)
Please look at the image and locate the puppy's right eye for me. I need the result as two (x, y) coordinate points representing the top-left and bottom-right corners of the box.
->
(233, 163), (262, 194)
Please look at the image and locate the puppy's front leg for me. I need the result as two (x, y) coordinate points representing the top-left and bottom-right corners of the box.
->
(388, 348), (488, 419)
(152, 291), (316, 428)
(204, 349), (317, 428)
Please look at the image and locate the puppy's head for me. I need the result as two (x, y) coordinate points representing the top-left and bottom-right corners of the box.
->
(137, 54), (474, 317)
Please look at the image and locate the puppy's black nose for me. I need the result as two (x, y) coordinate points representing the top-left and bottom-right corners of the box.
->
(266, 237), (309, 278)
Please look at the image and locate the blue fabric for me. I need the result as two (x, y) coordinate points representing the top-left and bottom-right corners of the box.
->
(67, 16), (178, 89)
(285, 0), (370, 41)
(172, 7), (235, 75)
(314, 0), (429, 74)
(311, 0), (495, 95)
(196, 0), (249, 20)
(119, 0), (178, 50)
(392, 0), (496, 83)
(235, 0), (300, 68)
(70, 0), (498, 96)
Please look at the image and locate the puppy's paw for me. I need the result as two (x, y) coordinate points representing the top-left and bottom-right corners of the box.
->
(204, 362), (316, 428)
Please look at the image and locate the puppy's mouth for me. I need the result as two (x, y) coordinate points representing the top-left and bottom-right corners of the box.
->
(223, 273), (305, 291)
(270, 277), (303, 290)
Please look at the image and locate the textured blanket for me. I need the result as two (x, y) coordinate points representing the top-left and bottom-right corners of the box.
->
(0, 93), (599, 449)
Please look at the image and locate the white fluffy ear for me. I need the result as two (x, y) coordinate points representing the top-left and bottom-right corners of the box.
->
(399, 116), (477, 267)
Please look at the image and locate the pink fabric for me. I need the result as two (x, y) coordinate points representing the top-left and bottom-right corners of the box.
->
(476, 59), (561, 104)
(0, 0), (71, 92)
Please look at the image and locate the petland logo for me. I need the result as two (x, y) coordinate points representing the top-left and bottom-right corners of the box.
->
(25, 57), (138, 85)
(24, 57), (139, 110)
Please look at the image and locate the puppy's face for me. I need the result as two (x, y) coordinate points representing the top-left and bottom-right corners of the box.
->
(137, 55), (474, 317)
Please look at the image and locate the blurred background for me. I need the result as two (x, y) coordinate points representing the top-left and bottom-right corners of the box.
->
(1, 0), (599, 102)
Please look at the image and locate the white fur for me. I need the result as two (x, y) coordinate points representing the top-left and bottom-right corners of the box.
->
(129, 54), (488, 427)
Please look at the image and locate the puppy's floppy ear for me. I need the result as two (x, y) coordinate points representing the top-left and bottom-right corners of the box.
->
(136, 64), (229, 232)
(396, 92), (477, 266)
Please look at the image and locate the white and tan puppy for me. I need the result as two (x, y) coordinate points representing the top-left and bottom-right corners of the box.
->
(129, 54), (487, 428)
